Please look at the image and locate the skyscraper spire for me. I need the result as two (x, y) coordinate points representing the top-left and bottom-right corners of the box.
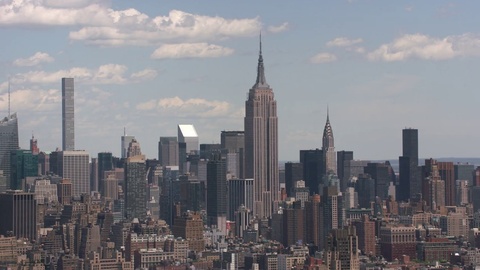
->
(323, 107), (336, 174)
(254, 32), (269, 88)
(8, 77), (11, 117)
(327, 104), (330, 122)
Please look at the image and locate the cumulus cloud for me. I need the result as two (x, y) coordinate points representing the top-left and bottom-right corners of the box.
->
(13, 52), (54, 67)
(267, 22), (289, 33)
(136, 96), (232, 118)
(10, 64), (155, 85)
(326, 37), (363, 47)
(151, 43), (234, 59)
(0, 1), (262, 46)
(368, 33), (480, 61)
(310, 52), (337, 64)
(0, 88), (60, 112)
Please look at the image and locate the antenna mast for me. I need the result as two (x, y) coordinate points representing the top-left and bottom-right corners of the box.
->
(8, 77), (10, 117)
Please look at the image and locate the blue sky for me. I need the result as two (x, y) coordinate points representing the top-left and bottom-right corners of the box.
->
(1, 0), (480, 161)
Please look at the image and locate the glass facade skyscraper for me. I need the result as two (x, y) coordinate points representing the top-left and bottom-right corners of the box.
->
(0, 113), (19, 190)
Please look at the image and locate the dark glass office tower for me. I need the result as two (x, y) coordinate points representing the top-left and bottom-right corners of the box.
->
(337, 151), (354, 192)
(300, 149), (324, 195)
(398, 128), (419, 201)
(10, 149), (38, 190)
(285, 162), (303, 197)
(206, 155), (227, 226)
(0, 191), (37, 241)
(125, 155), (147, 220)
(98, 152), (113, 195)
(0, 114), (18, 190)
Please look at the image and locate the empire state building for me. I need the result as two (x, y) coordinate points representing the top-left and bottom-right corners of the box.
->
(244, 37), (279, 218)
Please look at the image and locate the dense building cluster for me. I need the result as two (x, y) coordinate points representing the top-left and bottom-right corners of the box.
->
(1, 40), (480, 270)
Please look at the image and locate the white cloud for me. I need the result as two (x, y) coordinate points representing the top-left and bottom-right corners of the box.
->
(43, 0), (105, 8)
(267, 22), (289, 33)
(368, 33), (480, 61)
(0, 88), (60, 112)
(310, 52), (337, 64)
(326, 37), (363, 47)
(0, 1), (262, 46)
(136, 96), (232, 118)
(9, 64), (155, 85)
(151, 43), (234, 59)
(13, 52), (54, 67)
(131, 69), (158, 80)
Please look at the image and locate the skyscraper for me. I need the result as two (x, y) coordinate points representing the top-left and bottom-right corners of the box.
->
(0, 190), (37, 241)
(125, 154), (147, 220)
(206, 155), (227, 228)
(120, 128), (135, 159)
(58, 151), (90, 197)
(0, 113), (19, 190)
(62, 78), (74, 151)
(178, 124), (199, 154)
(398, 128), (419, 201)
(244, 37), (279, 218)
(337, 151), (353, 192)
(300, 149), (324, 195)
(323, 110), (336, 174)
(98, 152), (113, 195)
(10, 149), (38, 190)
(158, 137), (179, 166)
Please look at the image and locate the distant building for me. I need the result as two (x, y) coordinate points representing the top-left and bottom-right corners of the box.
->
(207, 155), (227, 231)
(398, 128), (419, 201)
(380, 225), (416, 261)
(323, 110), (336, 175)
(29, 134), (39, 155)
(178, 124), (199, 154)
(221, 131), (245, 179)
(121, 130), (135, 159)
(158, 137), (178, 167)
(438, 161), (455, 206)
(57, 178), (72, 205)
(300, 149), (324, 195)
(455, 163), (474, 186)
(172, 212), (205, 252)
(58, 151), (90, 197)
(324, 226), (360, 270)
(10, 149), (38, 190)
(285, 162), (303, 197)
(337, 151), (353, 192)
(227, 178), (253, 221)
(0, 113), (19, 190)
(125, 155), (147, 220)
(0, 190), (37, 241)
(98, 152), (113, 194)
(62, 78), (75, 151)
(244, 37), (279, 218)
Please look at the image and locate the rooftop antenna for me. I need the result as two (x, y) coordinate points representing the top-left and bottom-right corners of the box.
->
(124, 127), (126, 136)
(8, 77), (11, 117)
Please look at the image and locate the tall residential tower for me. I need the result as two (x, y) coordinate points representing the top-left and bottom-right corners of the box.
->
(62, 78), (75, 151)
(244, 37), (279, 218)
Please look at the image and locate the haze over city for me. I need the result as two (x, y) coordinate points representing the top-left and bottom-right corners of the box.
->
(1, 0), (480, 161)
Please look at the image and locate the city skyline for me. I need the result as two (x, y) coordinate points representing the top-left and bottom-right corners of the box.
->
(2, 1), (480, 161)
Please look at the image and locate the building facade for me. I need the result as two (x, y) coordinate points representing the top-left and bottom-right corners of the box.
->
(244, 38), (279, 218)
(0, 113), (19, 190)
(62, 78), (75, 151)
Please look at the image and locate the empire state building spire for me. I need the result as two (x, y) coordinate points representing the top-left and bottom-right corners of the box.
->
(253, 33), (269, 88)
